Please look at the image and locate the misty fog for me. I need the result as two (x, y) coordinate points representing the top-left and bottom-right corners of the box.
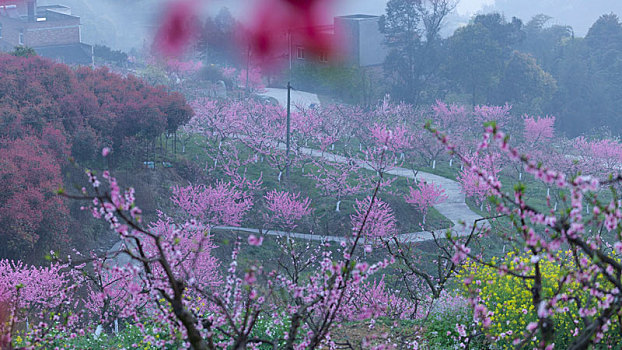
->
(54, 0), (622, 51)
(5, 0), (622, 348)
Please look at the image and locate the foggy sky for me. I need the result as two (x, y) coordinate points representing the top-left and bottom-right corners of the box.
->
(335, 0), (492, 16)
(206, 0), (491, 19)
(45, 0), (622, 51)
(486, 0), (622, 35)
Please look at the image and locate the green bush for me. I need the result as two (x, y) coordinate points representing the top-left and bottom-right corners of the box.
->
(14, 321), (180, 349)
(457, 252), (622, 349)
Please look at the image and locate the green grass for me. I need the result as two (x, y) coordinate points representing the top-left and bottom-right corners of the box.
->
(14, 322), (181, 350)
(174, 131), (617, 280)
(417, 160), (461, 180)
(175, 133), (453, 237)
(167, 131), (617, 268)
(332, 312), (489, 350)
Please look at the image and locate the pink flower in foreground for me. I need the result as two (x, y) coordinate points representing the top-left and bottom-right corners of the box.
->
(248, 235), (264, 246)
(456, 323), (467, 337)
(153, 0), (201, 56)
(351, 197), (396, 239)
(243, 0), (336, 65)
(102, 147), (110, 157)
(452, 244), (470, 265)
(527, 322), (538, 332)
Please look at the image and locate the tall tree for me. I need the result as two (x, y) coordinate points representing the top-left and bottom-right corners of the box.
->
(445, 21), (503, 105)
(551, 14), (622, 135)
(0, 136), (69, 260)
(380, 0), (457, 105)
(445, 13), (524, 105)
(520, 14), (573, 71)
(199, 7), (239, 64)
(496, 51), (557, 115)
(586, 14), (622, 133)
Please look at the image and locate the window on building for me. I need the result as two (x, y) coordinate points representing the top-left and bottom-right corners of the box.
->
(18, 29), (24, 45)
(0, 23), (3, 38)
(319, 51), (328, 63)
(296, 46), (305, 60)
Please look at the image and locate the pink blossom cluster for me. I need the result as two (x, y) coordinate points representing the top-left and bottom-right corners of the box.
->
(523, 115), (555, 144)
(171, 182), (253, 227)
(574, 136), (622, 174)
(0, 260), (74, 312)
(165, 58), (203, 75)
(263, 190), (312, 230)
(351, 196), (397, 240)
(458, 152), (502, 205)
(339, 277), (424, 321)
(405, 181), (448, 225)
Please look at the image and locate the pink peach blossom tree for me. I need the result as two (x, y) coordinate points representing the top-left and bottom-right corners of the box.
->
(405, 181), (448, 226)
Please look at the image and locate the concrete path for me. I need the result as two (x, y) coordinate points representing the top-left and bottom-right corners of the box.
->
(107, 145), (483, 259)
(257, 88), (484, 240)
(259, 88), (321, 111)
(205, 146), (485, 243)
(109, 93), (485, 259)
(214, 223), (471, 244)
(290, 146), (486, 241)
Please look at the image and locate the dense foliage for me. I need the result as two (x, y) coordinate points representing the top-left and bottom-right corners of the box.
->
(378, 1), (622, 137)
(0, 54), (192, 259)
(93, 45), (129, 66)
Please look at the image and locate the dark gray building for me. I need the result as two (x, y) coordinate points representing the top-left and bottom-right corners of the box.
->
(334, 14), (388, 67)
(0, 0), (92, 65)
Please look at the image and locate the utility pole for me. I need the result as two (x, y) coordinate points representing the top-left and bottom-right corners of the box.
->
(286, 29), (292, 179)
(288, 29), (292, 74)
(286, 81), (291, 179)
(246, 44), (251, 94)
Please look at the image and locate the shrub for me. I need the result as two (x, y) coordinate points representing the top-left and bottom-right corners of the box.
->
(456, 251), (622, 348)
